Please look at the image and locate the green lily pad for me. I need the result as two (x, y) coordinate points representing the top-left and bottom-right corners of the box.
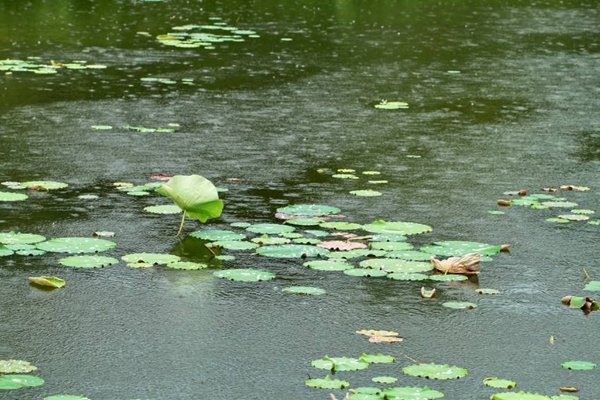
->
(420, 241), (502, 257)
(37, 237), (116, 253)
(326, 249), (386, 259)
(546, 217), (570, 223)
(304, 260), (354, 271)
(279, 232), (303, 239)
(246, 223), (296, 235)
(0, 245), (14, 257)
(344, 268), (388, 277)
(360, 259), (432, 273)
(292, 237), (321, 245)
(285, 218), (322, 226)
(166, 261), (207, 270)
(542, 201), (578, 208)
(442, 301), (477, 309)
(0, 192), (28, 201)
(215, 255), (235, 261)
(189, 230), (246, 241)
(319, 221), (363, 230)
(0, 232), (46, 245)
(0, 360), (37, 374)
(28, 276), (66, 288)
(19, 180), (68, 190)
(429, 274), (469, 281)
(488, 210), (506, 215)
(588, 219), (600, 225)
(477, 288), (500, 294)
(16, 249), (46, 256)
(387, 273), (429, 281)
(572, 209), (594, 214)
(305, 230), (330, 237)
(91, 125), (112, 130)
(333, 174), (359, 179)
(369, 234), (408, 242)
(375, 101), (409, 110)
(122, 253), (180, 265)
(403, 363), (468, 379)
(210, 240), (259, 250)
(350, 387), (382, 398)
(276, 204), (341, 217)
(363, 220), (432, 236)
(251, 236), (291, 245)
(144, 205), (182, 214)
(372, 376), (397, 384)
(483, 377), (517, 389)
(305, 375), (349, 389)
(281, 286), (326, 295)
(350, 189), (382, 197)
(59, 255), (119, 268)
(0, 374), (44, 389)
(230, 222), (251, 228)
(561, 360), (596, 370)
(214, 268), (275, 282)
(385, 250), (432, 261)
(127, 191), (151, 197)
(362, 171), (381, 175)
(490, 392), (551, 400)
(557, 214), (589, 221)
(44, 396), (92, 400)
(370, 242), (413, 251)
(360, 353), (395, 364)
(382, 386), (444, 399)
(312, 356), (369, 372)
(256, 244), (328, 258)
(583, 281), (600, 291)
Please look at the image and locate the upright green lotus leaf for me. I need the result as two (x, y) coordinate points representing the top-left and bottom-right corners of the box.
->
(214, 268), (275, 282)
(372, 376), (397, 384)
(429, 275), (469, 282)
(491, 392), (551, 400)
(276, 204), (341, 217)
(144, 205), (182, 214)
(305, 260), (354, 271)
(37, 238), (116, 253)
(58, 255), (119, 268)
(583, 281), (600, 291)
(483, 377), (517, 389)
(385, 250), (432, 261)
(370, 242), (413, 251)
(122, 253), (180, 265)
(344, 268), (388, 277)
(282, 286), (326, 295)
(28, 276), (66, 288)
(363, 221), (432, 236)
(381, 386), (444, 399)
(0, 232), (46, 245)
(155, 175), (223, 235)
(0, 245), (14, 257)
(442, 301), (476, 309)
(0, 360), (37, 374)
(166, 261), (207, 270)
(0, 374), (44, 389)
(420, 241), (502, 257)
(403, 363), (468, 379)
(561, 360), (596, 370)
(246, 223), (295, 234)
(360, 353), (395, 364)
(19, 181), (68, 190)
(311, 356), (369, 372)
(350, 189), (382, 197)
(251, 236), (291, 245)
(256, 244), (328, 258)
(305, 375), (349, 389)
(360, 259), (432, 273)
(210, 240), (259, 250)
(319, 221), (363, 230)
(190, 230), (246, 241)
(0, 192), (28, 201)
(387, 273), (428, 281)
(44, 396), (91, 400)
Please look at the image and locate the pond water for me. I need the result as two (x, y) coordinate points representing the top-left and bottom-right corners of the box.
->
(1, 0), (599, 398)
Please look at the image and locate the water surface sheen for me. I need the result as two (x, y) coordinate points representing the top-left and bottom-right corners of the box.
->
(1, 0), (599, 399)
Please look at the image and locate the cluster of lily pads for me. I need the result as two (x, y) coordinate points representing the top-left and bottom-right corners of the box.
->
(155, 19), (259, 50)
(0, 180), (68, 201)
(318, 168), (387, 197)
(0, 58), (106, 75)
(91, 123), (180, 132)
(493, 186), (599, 225)
(140, 77), (195, 86)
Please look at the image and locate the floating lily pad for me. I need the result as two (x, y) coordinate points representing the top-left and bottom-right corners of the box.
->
(246, 223), (295, 235)
(16, 249), (45, 256)
(37, 238), (116, 253)
(360, 259), (432, 273)
(420, 241), (502, 257)
(326, 249), (386, 259)
(333, 174), (359, 179)
(166, 261), (207, 270)
(403, 363), (468, 379)
(0, 360), (37, 374)
(0, 374), (44, 389)
(370, 234), (408, 242)
(561, 360), (596, 370)
(0, 245), (14, 257)
(251, 236), (291, 245)
(546, 218), (570, 224)
(429, 274), (469, 281)
(344, 268), (388, 277)
(572, 209), (594, 215)
(121, 253), (180, 265)
(92, 231), (116, 238)
(292, 237), (321, 245)
(256, 244), (328, 258)
(370, 242), (413, 251)
(190, 230), (246, 241)
(44, 396), (91, 400)
(305, 375), (349, 389)
(144, 205), (182, 214)
(483, 377), (517, 389)
(230, 222), (251, 228)
(0, 192), (28, 201)
(28, 276), (66, 288)
(488, 210), (506, 215)
(91, 125), (112, 130)
(362, 171), (381, 175)
(588, 219), (600, 225)
(276, 204), (341, 217)
(375, 101), (409, 110)
(19, 181), (68, 190)
(215, 255), (235, 261)
(319, 221), (363, 230)
(387, 273), (429, 281)
(490, 392), (552, 399)
(557, 214), (589, 221)
(542, 201), (578, 208)
(214, 268), (275, 282)
(59, 255), (119, 268)
(381, 386), (444, 399)
(350, 189), (382, 197)
(317, 240), (367, 251)
(305, 230), (330, 237)
(443, 301), (476, 309)
(312, 356), (370, 372)
(583, 281), (600, 291)
(360, 353), (395, 364)
(285, 218), (322, 226)
(0, 232), (46, 245)
(78, 194), (99, 200)
(304, 260), (354, 271)
(363, 221), (432, 236)
(350, 387), (382, 397)
(385, 250), (432, 261)
(477, 288), (500, 294)
(282, 286), (326, 295)
(210, 240), (259, 250)
(372, 376), (397, 384)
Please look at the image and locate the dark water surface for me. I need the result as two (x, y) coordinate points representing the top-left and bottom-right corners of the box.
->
(1, 0), (600, 399)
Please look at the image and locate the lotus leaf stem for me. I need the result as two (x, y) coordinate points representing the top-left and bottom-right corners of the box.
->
(176, 211), (187, 236)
